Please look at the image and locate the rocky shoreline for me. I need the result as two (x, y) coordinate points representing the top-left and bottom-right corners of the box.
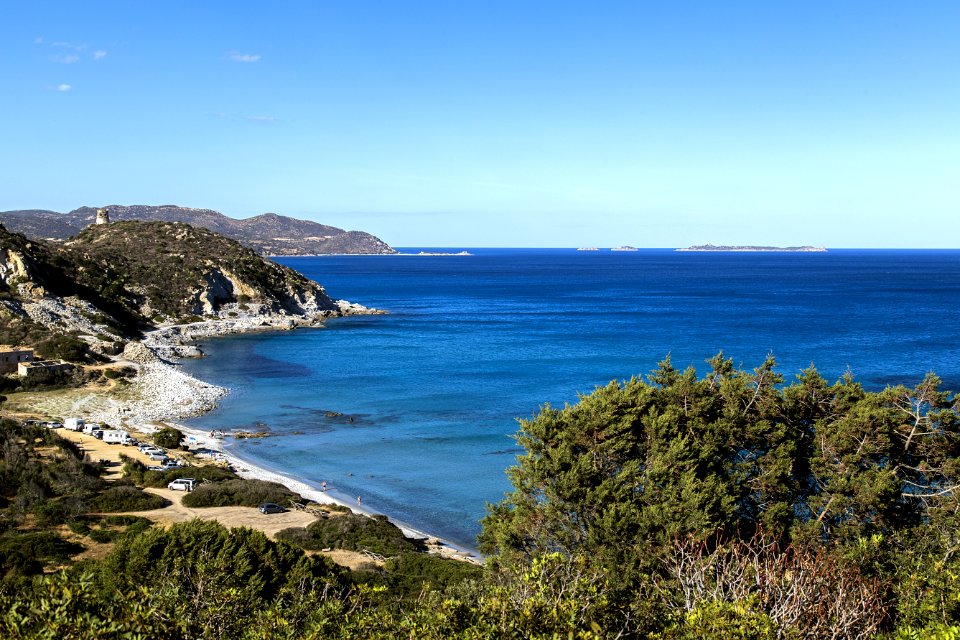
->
(113, 300), (380, 424)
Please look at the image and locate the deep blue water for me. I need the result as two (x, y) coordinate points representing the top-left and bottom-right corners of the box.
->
(180, 248), (960, 549)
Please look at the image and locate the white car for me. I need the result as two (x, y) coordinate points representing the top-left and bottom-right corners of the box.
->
(167, 478), (196, 492)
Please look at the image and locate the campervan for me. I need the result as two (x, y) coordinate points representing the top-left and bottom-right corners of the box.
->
(63, 418), (85, 432)
(81, 423), (101, 435)
(102, 430), (131, 445)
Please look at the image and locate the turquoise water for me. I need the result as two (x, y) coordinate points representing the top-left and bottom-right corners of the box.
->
(180, 249), (960, 549)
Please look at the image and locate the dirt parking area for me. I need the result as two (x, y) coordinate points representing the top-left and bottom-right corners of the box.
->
(134, 487), (320, 538)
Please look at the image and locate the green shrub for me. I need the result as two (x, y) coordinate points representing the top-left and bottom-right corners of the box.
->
(181, 478), (298, 508)
(151, 464), (236, 486)
(103, 514), (153, 528)
(380, 552), (483, 602)
(0, 531), (84, 583)
(88, 528), (114, 543)
(121, 459), (237, 488)
(152, 426), (183, 449)
(277, 513), (417, 557)
(34, 334), (89, 362)
(91, 519), (343, 639)
(92, 486), (169, 512)
(655, 599), (777, 640)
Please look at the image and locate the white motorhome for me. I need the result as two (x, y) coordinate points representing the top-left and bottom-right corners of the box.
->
(81, 423), (102, 436)
(102, 430), (131, 445)
(63, 418), (85, 431)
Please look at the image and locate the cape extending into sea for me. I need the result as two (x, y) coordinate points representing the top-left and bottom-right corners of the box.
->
(168, 248), (960, 550)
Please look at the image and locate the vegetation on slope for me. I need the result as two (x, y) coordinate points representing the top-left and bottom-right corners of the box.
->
(63, 221), (339, 320)
(0, 220), (341, 363)
(4, 356), (960, 638)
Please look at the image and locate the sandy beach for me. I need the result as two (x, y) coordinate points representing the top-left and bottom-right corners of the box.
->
(14, 309), (479, 564)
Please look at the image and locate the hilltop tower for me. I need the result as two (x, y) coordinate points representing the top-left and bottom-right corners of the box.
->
(95, 208), (110, 225)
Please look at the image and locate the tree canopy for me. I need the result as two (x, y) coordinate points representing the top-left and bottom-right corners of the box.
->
(480, 354), (960, 635)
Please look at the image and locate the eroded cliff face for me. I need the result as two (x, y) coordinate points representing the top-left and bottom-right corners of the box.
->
(0, 248), (43, 297)
(183, 265), (338, 316)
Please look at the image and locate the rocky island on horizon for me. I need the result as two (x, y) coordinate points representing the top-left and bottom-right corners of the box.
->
(677, 244), (827, 252)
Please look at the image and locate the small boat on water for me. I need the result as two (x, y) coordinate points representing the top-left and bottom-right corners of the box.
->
(611, 246), (638, 252)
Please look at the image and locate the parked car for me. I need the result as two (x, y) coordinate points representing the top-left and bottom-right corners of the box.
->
(167, 478), (196, 492)
(258, 503), (285, 514)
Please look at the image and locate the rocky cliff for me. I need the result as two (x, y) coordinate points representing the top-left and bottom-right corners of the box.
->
(0, 220), (365, 356)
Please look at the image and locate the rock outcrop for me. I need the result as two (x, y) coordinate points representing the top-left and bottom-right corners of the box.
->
(0, 220), (380, 353)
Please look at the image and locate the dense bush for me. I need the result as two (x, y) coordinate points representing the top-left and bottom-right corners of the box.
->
(94, 519), (343, 638)
(180, 478), (298, 508)
(152, 426), (183, 449)
(1, 419), (103, 522)
(92, 486), (170, 512)
(35, 334), (90, 362)
(0, 531), (83, 585)
(380, 552), (483, 600)
(120, 457), (237, 487)
(278, 513), (417, 557)
(481, 355), (960, 636)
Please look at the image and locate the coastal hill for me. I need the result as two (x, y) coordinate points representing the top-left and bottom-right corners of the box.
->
(678, 244), (827, 252)
(0, 204), (397, 256)
(0, 220), (351, 355)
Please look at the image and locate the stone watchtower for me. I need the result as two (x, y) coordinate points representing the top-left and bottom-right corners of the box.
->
(95, 208), (110, 225)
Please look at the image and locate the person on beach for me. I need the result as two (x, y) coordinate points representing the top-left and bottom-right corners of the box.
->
(357, 495), (361, 505)
(321, 481), (327, 492)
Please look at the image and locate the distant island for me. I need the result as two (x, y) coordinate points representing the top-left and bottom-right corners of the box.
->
(677, 244), (827, 252)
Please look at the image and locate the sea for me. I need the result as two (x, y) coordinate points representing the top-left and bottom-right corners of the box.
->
(179, 248), (960, 550)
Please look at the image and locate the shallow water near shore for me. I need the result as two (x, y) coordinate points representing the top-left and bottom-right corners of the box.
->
(180, 248), (960, 549)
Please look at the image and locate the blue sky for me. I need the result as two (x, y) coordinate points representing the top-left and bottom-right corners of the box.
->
(2, 2), (958, 247)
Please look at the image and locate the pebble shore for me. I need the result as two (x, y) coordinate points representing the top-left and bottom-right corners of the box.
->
(116, 302), (375, 424)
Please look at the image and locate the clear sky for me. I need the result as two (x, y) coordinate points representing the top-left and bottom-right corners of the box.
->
(2, 2), (958, 247)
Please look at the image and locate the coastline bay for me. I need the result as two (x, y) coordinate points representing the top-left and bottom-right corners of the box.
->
(179, 248), (960, 549)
